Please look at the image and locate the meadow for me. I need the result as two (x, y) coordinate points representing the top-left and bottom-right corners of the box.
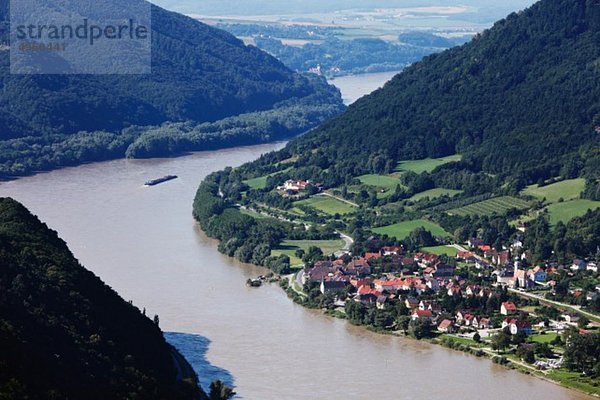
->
(372, 219), (449, 239)
(271, 239), (346, 266)
(395, 154), (462, 174)
(243, 167), (292, 190)
(421, 245), (458, 257)
(409, 188), (463, 202)
(545, 199), (600, 225)
(295, 195), (356, 215)
(522, 178), (585, 203)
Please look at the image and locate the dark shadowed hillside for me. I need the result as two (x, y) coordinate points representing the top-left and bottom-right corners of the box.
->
(0, 198), (207, 399)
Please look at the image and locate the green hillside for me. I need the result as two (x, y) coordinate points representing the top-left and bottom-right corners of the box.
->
(0, 0), (343, 176)
(277, 0), (599, 190)
(193, 0), (600, 269)
(0, 198), (206, 399)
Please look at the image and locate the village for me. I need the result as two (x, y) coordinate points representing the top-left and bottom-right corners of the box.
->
(283, 234), (600, 374)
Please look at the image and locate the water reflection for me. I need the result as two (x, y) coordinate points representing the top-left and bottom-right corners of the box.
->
(165, 332), (235, 392)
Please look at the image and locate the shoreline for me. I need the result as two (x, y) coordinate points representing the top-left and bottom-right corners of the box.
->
(275, 275), (599, 398)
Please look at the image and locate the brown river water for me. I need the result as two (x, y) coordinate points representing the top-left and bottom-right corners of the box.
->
(0, 141), (592, 400)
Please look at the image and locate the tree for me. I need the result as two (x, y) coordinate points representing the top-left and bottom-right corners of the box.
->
(577, 315), (590, 329)
(396, 315), (411, 334)
(408, 318), (432, 339)
(491, 331), (511, 353)
(563, 331), (600, 376)
(209, 380), (236, 400)
(523, 348), (536, 364)
(533, 342), (553, 358)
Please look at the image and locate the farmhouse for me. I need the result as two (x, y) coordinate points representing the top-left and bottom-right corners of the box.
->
(411, 309), (434, 322)
(320, 280), (348, 294)
(500, 301), (517, 315)
(278, 179), (313, 193)
(502, 318), (532, 335)
(438, 319), (456, 333)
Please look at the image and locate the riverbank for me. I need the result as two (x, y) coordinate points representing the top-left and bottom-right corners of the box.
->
(2, 144), (593, 400)
(277, 276), (600, 398)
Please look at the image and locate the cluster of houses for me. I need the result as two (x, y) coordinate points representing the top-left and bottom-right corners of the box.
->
(277, 179), (322, 196)
(302, 246), (538, 334)
(460, 239), (598, 294)
(301, 236), (599, 336)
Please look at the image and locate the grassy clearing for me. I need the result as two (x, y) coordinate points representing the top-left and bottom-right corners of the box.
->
(242, 167), (292, 190)
(295, 195), (356, 215)
(358, 174), (403, 190)
(523, 179), (585, 204)
(448, 196), (531, 217)
(395, 154), (462, 174)
(272, 239), (346, 266)
(421, 245), (458, 257)
(409, 188), (463, 202)
(547, 369), (600, 396)
(243, 175), (269, 190)
(239, 208), (269, 219)
(372, 219), (449, 240)
(545, 199), (600, 225)
(444, 335), (479, 347)
(357, 174), (405, 198)
(529, 333), (559, 344)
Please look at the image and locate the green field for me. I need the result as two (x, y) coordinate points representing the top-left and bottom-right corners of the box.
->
(243, 167), (292, 190)
(295, 195), (356, 215)
(409, 188), (463, 202)
(529, 333), (559, 344)
(395, 154), (462, 174)
(243, 175), (269, 190)
(448, 196), (531, 217)
(523, 179), (585, 203)
(545, 199), (600, 225)
(372, 219), (449, 239)
(358, 174), (403, 189)
(272, 239), (346, 267)
(421, 245), (458, 257)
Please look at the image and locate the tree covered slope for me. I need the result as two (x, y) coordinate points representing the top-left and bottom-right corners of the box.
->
(0, 2), (339, 138)
(286, 0), (600, 180)
(0, 198), (205, 399)
(0, 0), (343, 178)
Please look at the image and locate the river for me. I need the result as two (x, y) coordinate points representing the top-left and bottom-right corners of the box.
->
(0, 142), (592, 400)
(329, 71), (400, 105)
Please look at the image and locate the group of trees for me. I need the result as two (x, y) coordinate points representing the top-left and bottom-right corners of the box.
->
(0, 98), (342, 178)
(523, 209), (600, 264)
(563, 330), (600, 377)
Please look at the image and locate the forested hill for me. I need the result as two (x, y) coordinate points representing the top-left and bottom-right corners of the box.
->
(0, 198), (206, 399)
(0, 0), (343, 177)
(280, 0), (600, 184)
(0, 2), (338, 138)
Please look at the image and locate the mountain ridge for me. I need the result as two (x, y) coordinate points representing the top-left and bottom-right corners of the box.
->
(284, 0), (600, 183)
(0, 0), (343, 177)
